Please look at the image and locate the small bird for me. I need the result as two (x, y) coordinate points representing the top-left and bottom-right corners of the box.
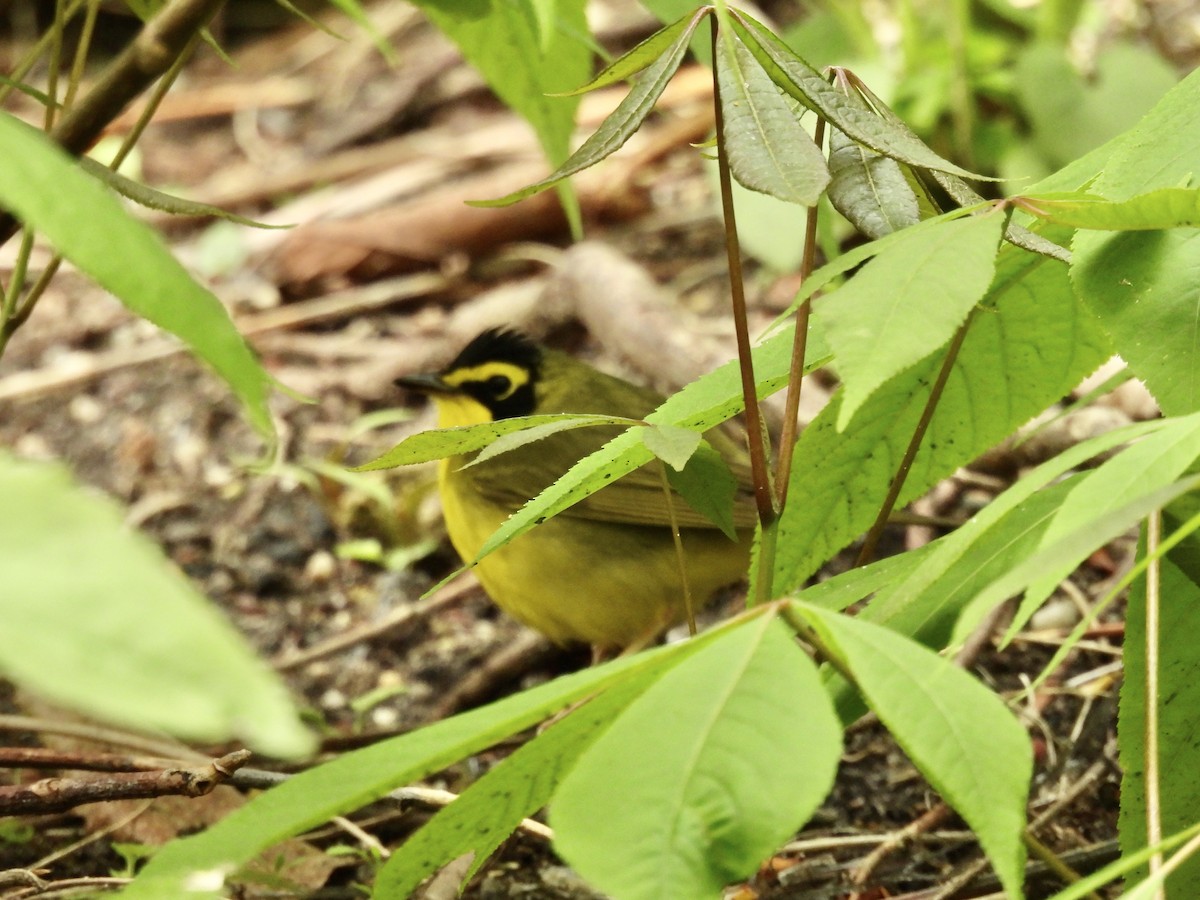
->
(396, 328), (756, 653)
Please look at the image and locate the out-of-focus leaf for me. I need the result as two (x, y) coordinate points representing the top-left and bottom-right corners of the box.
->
(0, 112), (273, 437)
(0, 455), (312, 757)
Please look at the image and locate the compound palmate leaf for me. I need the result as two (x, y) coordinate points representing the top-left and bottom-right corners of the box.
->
(816, 210), (1005, 428)
(376, 665), (661, 897)
(552, 613), (841, 900)
(792, 604), (1032, 898)
(773, 223), (1110, 591)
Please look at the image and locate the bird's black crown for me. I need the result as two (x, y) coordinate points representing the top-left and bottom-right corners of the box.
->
(447, 328), (542, 377)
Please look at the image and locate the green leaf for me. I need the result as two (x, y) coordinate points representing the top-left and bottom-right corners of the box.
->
(1068, 70), (1200, 414)
(125, 635), (720, 898)
(552, 614), (841, 900)
(0, 455), (311, 758)
(0, 112), (273, 437)
(640, 423), (703, 471)
(468, 414), (640, 468)
(792, 604), (1032, 898)
(1119, 555), (1200, 896)
(796, 542), (939, 613)
(715, 24), (829, 206)
(863, 419), (1167, 645)
(967, 477), (1200, 647)
(1074, 228), (1200, 415)
(1009, 413), (1200, 633)
(878, 480), (1078, 649)
(1025, 188), (1200, 230)
(816, 210), (1005, 428)
(827, 125), (921, 238)
(773, 229), (1110, 590)
(666, 441), (741, 539)
(377, 667), (657, 896)
(472, 7), (704, 208)
(830, 73), (1068, 262)
(769, 205), (984, 325)
(78, 158), (288, 228)
(1095, 67), (1200, 201)
(415, 0), (592, 229)
(554, 8), (701, 95)
(1052, 821), (1200, 900)
(355, 414), (629, 469)
(730, 11), (987, 181)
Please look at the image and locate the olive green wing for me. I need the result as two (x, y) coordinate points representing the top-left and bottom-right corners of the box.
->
(458, 420), (757, 531)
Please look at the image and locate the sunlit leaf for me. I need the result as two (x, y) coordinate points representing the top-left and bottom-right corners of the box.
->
(0, 113), (273, 436)
(1024, 188), (1200, 230)
(553, 615), (841, 900)
(815, 210), (1004, 428)
(793, 604), (1031, 898)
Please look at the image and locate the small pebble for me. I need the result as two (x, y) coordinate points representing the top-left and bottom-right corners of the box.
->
(319, 688), (346, 710)
(1029, 596), (1082, 631)
(68, 394), (104, 424)
(305, 549), (337, 583)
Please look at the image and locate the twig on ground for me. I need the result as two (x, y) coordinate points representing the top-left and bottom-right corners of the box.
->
(0, 750), (251, 816)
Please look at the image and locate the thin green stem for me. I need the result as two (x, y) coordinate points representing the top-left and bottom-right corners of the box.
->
(710, 17), (775, 531)
(1, 256), (65, 358)
(773, 118), (825, 512)
(854, 309), (976, 567)
(2, 230), (35, 320)
(1022, 832), (1101, 898)
(657, 459), (697, 636)
(44, 0), (66, 131)
(112, 32), (199, 171)
(946, 0), (975, 169)
(0, 230), (38, 360)
(778, 602), (857, 686)
(0, 0), (87, 107)
(1144, 511), (1164, 888)
(64, 0), (103, 111)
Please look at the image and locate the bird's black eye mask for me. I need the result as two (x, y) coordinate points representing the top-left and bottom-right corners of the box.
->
(440, 328), (542, 420)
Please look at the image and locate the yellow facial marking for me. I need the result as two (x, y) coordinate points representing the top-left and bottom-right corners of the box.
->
(430, 393), (492, 428)
(441, 362), (530, 400)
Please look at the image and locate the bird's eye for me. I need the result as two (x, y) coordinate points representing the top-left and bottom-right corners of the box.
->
(484, 374), (512, 396)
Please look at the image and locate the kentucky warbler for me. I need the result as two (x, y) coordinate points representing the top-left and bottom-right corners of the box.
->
(396, 329), (756, 651)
